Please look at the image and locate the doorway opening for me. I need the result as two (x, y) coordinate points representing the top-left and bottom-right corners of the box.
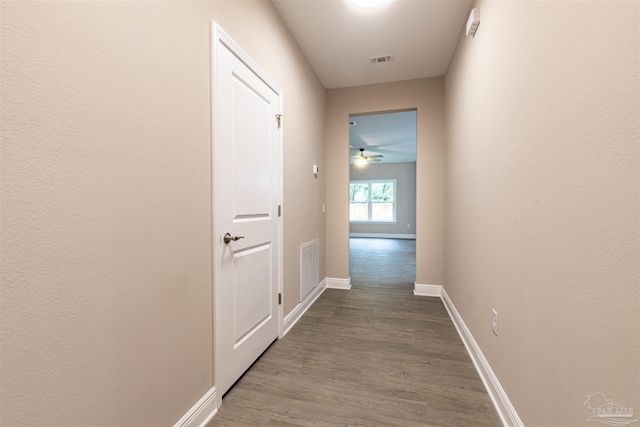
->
(348, 110), (417, 290)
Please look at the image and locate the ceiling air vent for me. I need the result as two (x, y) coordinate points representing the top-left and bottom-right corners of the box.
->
(370, 54), (393, 65)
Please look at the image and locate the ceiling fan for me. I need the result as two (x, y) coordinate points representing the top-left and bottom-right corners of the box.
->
(351, 148), (383, 163)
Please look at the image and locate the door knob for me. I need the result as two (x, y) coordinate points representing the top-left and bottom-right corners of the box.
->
(223, 233), (245, 244)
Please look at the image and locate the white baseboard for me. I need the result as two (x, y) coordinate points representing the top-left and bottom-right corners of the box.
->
(325, 277), (351, 290)
(350, 233), (416, 240)
(440, 288), (524, 427)
(413, 283), (443, 297)
(173, 386), (218, 427)
(282, 280), (327, 337)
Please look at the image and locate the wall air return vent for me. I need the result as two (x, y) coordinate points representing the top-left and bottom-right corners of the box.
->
(300, 240), (320, 302)
(370, 54), (393, 65)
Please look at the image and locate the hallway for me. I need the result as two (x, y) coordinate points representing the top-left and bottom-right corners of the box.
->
(209, 239), (500, 426)
(1, 1), (637, 425)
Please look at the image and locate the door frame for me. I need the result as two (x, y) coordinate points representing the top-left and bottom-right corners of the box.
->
(211, 22), (284, 408)
(347, 109), (418, 281)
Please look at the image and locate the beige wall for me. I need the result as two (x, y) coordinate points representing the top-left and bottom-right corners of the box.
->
(349, 162), (416, 235)
(444, 1), (639, 425)
(0, 1), (325, 425)
(325, 78), (444, 285)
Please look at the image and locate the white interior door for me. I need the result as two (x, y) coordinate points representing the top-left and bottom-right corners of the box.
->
(213, 24), (282, 397)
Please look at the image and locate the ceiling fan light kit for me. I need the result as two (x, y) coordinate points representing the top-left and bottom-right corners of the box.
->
(352, 147), (384, 168)
(355, 148), (369, 168)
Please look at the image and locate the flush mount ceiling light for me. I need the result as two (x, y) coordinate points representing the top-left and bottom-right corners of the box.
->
(348, 0), (392, 9)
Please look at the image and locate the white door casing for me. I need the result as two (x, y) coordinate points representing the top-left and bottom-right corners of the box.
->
(212, 23), (283, 399)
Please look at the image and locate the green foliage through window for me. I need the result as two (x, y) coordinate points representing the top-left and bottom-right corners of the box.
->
(349, 180), (395, 222)
(349, 183), (369, 202)
(371, 183), (393, 202)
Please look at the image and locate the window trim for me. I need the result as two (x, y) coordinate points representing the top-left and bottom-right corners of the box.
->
(349, 179), (397, 223)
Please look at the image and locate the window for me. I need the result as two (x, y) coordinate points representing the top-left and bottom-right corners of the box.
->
(349, 180), (396, 222)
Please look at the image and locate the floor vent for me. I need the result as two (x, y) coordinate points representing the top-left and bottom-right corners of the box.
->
(300, 240), (320, 302)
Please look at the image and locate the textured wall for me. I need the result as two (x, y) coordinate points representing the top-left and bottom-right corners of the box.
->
(444, 1), (639, 425)
(0, 1), (325, 425)
(349, 162), (416, 235)
(325, 78), (444, 285)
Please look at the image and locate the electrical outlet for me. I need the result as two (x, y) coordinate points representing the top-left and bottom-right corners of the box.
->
(492, 309), (498, 336)
(407, 224), (411, 229)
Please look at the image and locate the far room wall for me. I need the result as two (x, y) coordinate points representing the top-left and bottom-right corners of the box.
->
(350, 162), (416, 236)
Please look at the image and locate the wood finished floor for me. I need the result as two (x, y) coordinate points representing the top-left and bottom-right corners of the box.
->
(208, 238), (501, 426)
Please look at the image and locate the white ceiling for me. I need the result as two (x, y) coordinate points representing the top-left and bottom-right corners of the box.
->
(349, 110), (416, 164)
(273, 0), (472, 89)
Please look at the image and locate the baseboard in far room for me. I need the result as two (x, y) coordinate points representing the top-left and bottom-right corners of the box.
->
(325, 277), (351, 290)
(349, 233), (416, 240)
(173, 386), (218, 427)
(440, 288), (524, 427)
(282, 279), (327, 337)
(413, 283), (443, 297)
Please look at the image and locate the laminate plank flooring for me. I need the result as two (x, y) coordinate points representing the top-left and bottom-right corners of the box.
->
(349, 237), (416, 287)
(208, 238), (501, 426)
